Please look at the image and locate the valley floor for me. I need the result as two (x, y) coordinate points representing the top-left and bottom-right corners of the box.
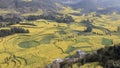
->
(0, 13), (120, 68)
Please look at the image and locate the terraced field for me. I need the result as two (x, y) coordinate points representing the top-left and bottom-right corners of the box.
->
(0, 13), (120, 68)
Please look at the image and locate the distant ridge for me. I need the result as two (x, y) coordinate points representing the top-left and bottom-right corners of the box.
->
(0, 0), (61, 13)
(56, 0), (120, 14)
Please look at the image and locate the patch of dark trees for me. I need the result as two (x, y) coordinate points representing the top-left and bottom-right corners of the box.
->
(0, 15), (22, 25)
(26, 14), (74, 23)
(80, 20), (93, 32)
(0, 27), (29, 37)
(0, 14), (74, 26)
(57, 44), (120, 68)
(81, 19), (111, 35)
(79, 45), (120, 68)
(84, 26), (92, 32)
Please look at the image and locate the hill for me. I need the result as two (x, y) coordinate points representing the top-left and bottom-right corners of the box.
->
(0, 0), (120, 68)
(0, 0), (61, 13)
(0, 12), (120, 68)
(57, 0), (120, 14)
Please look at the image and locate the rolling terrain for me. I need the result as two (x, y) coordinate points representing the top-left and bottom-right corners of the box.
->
(0, 9), (120, 67)
(0, 0), (61, 14)
(0, 0), (120, 68)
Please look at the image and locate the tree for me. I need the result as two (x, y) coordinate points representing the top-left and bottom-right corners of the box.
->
(84, 26), (92, 32)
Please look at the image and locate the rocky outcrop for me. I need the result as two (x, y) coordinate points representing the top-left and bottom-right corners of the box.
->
(47, 44), (120, 68)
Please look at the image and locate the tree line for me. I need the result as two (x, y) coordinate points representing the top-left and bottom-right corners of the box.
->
(0, 27), (29, 37)
(0, 14), (74, 27)
(0, 15), (22, 24)
(26, 14), (74, 23)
